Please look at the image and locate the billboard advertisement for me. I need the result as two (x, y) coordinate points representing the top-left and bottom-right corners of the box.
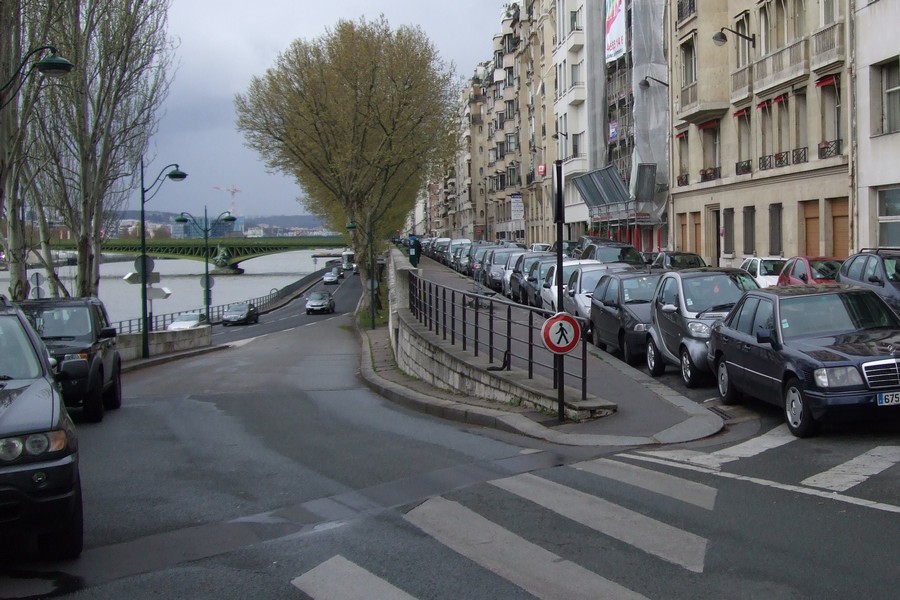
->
(606, 0), (626, 63)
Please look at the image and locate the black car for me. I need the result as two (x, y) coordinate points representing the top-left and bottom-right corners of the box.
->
(0, 295), (85, 559)
(709, 285), (900, 437)
(18, 297), (122, 423)
(523, 257), (558, 307)
(646, 268), (759, 387)
(509, 251), (553, 304)
(835, 248), (900, 314)
(649, 251), (707, 270)
(222, 302), (259, 326)
(590, 271), (662, 365)
(578, 240), (645, 266)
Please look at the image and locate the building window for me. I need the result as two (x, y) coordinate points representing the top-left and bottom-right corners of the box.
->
(724, 209), (735, 254)
(878, 188), (900, 245)
(506, 100), (515, 120)
(735, 13), (753, 67)
(506, 67), (514, 87)
(743, 206), (756, 255)
(506, 133), (517, 152)
(883, 58), (900, 134)
(769, 203), (783, 255)
(681, 37), (697, 87)
(819, 79), (841, 150)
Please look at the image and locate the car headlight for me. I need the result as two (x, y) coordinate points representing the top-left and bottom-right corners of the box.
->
(814, 367), (863, 388)
(633, 323), (649, 333)
(687, 321), (711, 338)
(0, 430), (69, 462)
(64, 351), (89, 361)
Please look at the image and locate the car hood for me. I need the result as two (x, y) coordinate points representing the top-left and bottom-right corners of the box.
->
(623, 303), (653, 323)
(41, 340), (90, 356)
(168, 322), (198, 330)
(792, 330), (900, 362)
(306, 299), (329, 306)
(224, 311), (248, 317)
(0, 378), (58, 433)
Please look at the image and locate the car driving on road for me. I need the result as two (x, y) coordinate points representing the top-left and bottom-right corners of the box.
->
(222, 302), (259, 326)
(306, 291), (336, 314)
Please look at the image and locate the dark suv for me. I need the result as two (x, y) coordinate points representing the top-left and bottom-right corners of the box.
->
(0, 295), (84, 558)
(835, 248), (900, 314)
(18, 297), (122, 423)
(579, 240), (645, 266)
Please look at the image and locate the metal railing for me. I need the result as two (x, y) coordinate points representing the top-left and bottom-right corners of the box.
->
(407, 272), (589, 401)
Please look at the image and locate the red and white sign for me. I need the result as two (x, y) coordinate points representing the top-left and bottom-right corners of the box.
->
(537, 164), (546, 176)
(541, 312), (581, 354)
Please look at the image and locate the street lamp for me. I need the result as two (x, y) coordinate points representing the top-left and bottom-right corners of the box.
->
(712, 27), (756, 48)
(0, 45), (75, 111)
(175, 207), (236, 324)
(139, 159), (187, 359)
(638, 76), (670, 89)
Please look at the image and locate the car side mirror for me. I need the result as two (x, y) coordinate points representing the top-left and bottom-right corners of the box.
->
(798, 272), (807, 282)
(756, 328), (781, 350)
(868, 275), (884, 285)
(568, 288), (576, 297)
(99, 326), (117, 339)
(661, 303), (678, 313)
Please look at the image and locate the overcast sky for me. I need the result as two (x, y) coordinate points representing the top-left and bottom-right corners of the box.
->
(135, 0), (507, 218)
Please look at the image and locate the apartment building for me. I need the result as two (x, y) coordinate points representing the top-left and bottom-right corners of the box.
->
(669, 0), (852, 265)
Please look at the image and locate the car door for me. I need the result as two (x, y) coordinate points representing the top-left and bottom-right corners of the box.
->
(91, 303), (115, 388)
(596, 275), (620, 348)
(744, 298), (782, 400)
(720, 296), (760, 391)
(655, 275), (681, 358)
(562, 269), (581, 317)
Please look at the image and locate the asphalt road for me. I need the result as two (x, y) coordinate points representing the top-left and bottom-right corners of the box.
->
(2, 272), (899, 599)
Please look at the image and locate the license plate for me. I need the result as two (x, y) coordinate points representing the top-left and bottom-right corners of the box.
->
(877, 392), (900, 406)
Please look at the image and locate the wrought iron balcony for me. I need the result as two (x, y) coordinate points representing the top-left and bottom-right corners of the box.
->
(699, 166), (721, 182)
(774, 151), (790, 168)
(759, 155), (774, 171)
(677, 173), (689, 187)
(818, 139), (842, 159)
(792, 147), (808, 164)
(735, 160), (752, 175)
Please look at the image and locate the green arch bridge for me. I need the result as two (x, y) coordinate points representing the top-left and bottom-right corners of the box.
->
(51, 236), (349, 271)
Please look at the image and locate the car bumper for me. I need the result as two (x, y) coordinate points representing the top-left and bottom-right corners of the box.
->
(683, 338), (713, 372)
(0, 453), (79, 536)
(306, 305), (331, 313)
(803, 388), (900, 419)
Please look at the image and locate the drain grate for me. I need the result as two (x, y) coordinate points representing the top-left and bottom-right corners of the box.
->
(708, 405), (732, 421)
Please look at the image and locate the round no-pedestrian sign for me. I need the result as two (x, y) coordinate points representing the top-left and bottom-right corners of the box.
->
(541, 312), (581, 354)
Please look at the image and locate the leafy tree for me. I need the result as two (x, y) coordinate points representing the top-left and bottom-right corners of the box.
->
(235, 15), (459, 294)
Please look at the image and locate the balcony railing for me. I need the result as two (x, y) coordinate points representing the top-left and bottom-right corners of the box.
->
(731, 65), (753, 102)
(811, 21), (844, 72)
(759, 155), (773, 171)
(818, 139), (842, 159)
(680, 82), (698, 108)
(774, 151), (790, 168)
(676, 0), (696, 23)
(699, 166), (721, 182)
(735, 160), (752, 175)
(792, 147), (808, 164)
(755, 39), (808, 95)
(676, 173), (689, 187)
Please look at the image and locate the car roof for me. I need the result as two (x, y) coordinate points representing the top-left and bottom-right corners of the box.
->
(18, 297), (102, 306)
(668, 267), (749, 277)
(745, 283), (867, 299)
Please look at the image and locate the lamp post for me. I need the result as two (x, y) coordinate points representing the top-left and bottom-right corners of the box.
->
(0, 45), (75, 111)
(175, 207), (236, 324)
(139, 159), (187, 359)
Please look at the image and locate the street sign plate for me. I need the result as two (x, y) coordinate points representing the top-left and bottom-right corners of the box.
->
(134, 256), (154, 274)
(541, 312), (580, 354)
(30, 286), (45, 299)
(30, 272), (44, 286)
(201, 275), (215, 289)
(124, 271), (160, 284)
(147, 286), (172, 300)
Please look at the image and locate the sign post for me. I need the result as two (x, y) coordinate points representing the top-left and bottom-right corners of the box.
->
(541, 311), (580, 423)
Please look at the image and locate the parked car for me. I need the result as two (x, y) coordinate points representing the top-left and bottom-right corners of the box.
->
(484, 248), (522, 292)
(469, 244), (502, 282)
(430, 237), (452, 263)
(562, 263), (637, 331)
(18, 297), (122, 423)
(835, 248), (900, 314)
(509, 251), (553, 304)
(501, 250), (527, 297)
(650, 251), (707, 270)
(167, 312), (209, 331)
(739, 256), (787, 288)
(447, 238), (472, 267)
(540, 259), (601, 312)
(590, 271), (663, 365)
(222, 302), (259, 326)
(579, 240), (646, 267)
(305, 290), (336, 314)
(641, 251), (659, 265)
(569, 235), (611, 259)
(549, 239), (577, 257)
(646, 268), (759, 387)
(523, 257), (558, 307)
(451, 243), (472, 273)
(0, 296), (84, 559)
(323, 267), (341, 285)
(777, 256), (844, 286)
(530, 243), (551, 252)
(709, 285), (900, 437)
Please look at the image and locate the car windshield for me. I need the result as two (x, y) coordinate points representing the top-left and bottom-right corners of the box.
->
(682, 273), (757, 313)
(761, 259), (786, 276)
(21, 305), (92, 339)
(621, 274), (662, 303)
(780, 292), (900, 340)
(0, 315), (42, 379)
(670, 254), (706, 269)
(808, 259), (843, 279)
(226, 304), (248, 313)
(595, 246), (644, 265)
(174, 314), (201, 323)
(882, 256), (900, 283)
(308, 292), (328, 301)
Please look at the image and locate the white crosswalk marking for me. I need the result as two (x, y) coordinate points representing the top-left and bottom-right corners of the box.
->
(292, 555), (418, 600)
(575, 458), (718, 510)
(801, 446), (900, 492)
(637, 424), (797, 469)
(490, 473), (708, 573)
(404, 496), (650, 600)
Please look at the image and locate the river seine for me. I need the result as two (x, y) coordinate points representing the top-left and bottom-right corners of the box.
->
(0, 250), (329, 325)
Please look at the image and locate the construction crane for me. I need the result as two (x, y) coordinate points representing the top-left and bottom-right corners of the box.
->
(213, 184), (241, 215)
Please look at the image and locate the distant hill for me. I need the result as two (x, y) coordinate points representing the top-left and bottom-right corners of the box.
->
(119, 211), (323, 230)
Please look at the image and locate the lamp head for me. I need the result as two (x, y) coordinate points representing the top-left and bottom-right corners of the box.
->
(712, 31), (728, 46)
(174, 214), (188, 224)
(35, 48), (74, 78)
(638, 77), (650, 89)
(222, 213), (237, 223)
(166, 166), (187, 182)
(346, 221), (357, 231)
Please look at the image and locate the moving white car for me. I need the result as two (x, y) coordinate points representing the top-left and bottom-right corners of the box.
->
(167, 312), (209, 331)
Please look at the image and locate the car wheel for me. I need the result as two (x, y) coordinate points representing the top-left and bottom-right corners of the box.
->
(620, 331), (637, 366)
(680, 347), (701, 388)
(592, 324), (606, 350)
(38, 478), (83, 560)
(102, 363), (122, 410)
(82, 377), (104, 423)
(306, 310), (311, 315)
(646, 338), (665, 376)
(223, 322), (230, 327)
(717, 357), (741, 405)
(784, 377), (818, 438)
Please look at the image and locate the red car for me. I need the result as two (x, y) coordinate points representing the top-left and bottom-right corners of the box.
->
(776, 256), (844, 286)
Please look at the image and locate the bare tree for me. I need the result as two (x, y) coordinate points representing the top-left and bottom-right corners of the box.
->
(235, 16), (459, 298)
(17, 0), (175, 298)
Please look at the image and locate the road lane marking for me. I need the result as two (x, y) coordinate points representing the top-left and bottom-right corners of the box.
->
(636, 424), (797, 469)
(292, 555), (418, 600)
(404, 496), (649, 600)
(801, 446), (900, 492)
(574, 458), (718, 511)
(490, 473), (708, 573)
(623, 453), (900, 514)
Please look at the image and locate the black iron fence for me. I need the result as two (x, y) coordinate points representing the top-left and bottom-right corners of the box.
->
(407, 271), (589, 402)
